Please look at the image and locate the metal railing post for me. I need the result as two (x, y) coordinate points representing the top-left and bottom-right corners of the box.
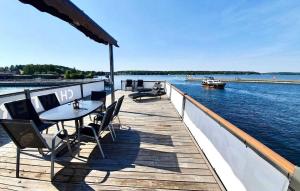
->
(80, 83), (84, 98)
(24, 89), (31, 99)
(133, 80), (136, 91)
(290, 166), (300, 191)
(169, 84), (172, 100)
(181, 93), (187, 120)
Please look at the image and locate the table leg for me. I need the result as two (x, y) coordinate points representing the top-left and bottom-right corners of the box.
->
(77, 118), (84, 156)
(75, 119), (80, 142)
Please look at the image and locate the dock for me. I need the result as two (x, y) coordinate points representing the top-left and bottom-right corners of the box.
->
(0, 90), (225, 190)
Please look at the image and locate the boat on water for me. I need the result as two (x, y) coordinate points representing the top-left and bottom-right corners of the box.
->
(202, 76), (226, 89)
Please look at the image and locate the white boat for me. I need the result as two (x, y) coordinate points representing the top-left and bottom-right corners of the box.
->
(202, 76), (226, 89)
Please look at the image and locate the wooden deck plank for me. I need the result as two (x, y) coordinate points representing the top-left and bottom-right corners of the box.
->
(0, 90), (225, 190)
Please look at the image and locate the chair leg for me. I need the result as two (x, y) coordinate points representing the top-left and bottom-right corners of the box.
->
(66, 138), (72, 156)
(112, 124), (117, 138)
(50, 150), (55, 181)
(56, 123), (60, 131)
(117, 116), (122, 128)
(92, 130), (105, 158)
(108, 124), (116, 141)
(16, 147), (20, 178)
(93, 116), (97, 124)
(76, 120), (81, 157)
(61, 121), (65, 130)
(38, 148), (46, 156)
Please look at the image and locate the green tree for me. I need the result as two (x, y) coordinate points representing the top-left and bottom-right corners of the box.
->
(64, 70), (71, 79)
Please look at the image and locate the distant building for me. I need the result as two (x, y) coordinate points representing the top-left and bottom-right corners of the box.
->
(0, 72), (14, 79)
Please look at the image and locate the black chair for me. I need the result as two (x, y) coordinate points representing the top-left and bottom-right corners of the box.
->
(38, 93), (64, 131)
(38, 93), (60, 110)
(136, 80), (144, 91)
(91, 91), (106, 110)
(128, 82), (166, 101)
(125, 79), (133, 91)
(112, 96), (124, 127)
(0, 119), (72, 181)
(94, 95), (125, 135)
(80, 101), (117, 158)
(89, 91), (106, 121)
(4, 99), (55, 132)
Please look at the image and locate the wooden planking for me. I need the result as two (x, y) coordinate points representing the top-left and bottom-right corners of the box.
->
(0, 90), (225, 191)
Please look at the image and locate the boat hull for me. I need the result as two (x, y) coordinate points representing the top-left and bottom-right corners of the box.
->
(202, 83), (226, 89)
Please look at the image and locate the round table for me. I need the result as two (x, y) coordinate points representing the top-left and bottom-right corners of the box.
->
(39, 100), (103, 122)
(40, 100), (103, 143)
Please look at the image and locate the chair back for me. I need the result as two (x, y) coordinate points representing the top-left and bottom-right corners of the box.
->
(91, 91), (106, 106)
(153, 82), (162, 90)
(100, 102), (117, 131)
(38, 93), (60, 110)
(137, 80), (144, 87)
(5, 99), (43, 127)
(113, 96), (124, 118)
(125, 79), (133, 87)
(0, 119), (47, 149)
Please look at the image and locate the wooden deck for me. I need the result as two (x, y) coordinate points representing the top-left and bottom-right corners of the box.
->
(0, 91), (225, 191)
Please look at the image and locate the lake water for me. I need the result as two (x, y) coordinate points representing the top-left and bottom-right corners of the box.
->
(0, 74), (299, 165)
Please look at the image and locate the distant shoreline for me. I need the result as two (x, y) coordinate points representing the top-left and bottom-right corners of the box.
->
(115, 71), (259, 75)
(114, 71), (300, 75)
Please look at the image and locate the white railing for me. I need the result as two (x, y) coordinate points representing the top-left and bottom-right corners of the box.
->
(165, 82), (299, 191)
(0, 93), (26, 119)
(170, 86), (184, 117)
(0, 80), (105, 118)
(82, 81), (105, 97)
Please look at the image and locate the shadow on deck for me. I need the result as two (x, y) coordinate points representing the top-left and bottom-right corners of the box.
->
(52, 127), (179, 190)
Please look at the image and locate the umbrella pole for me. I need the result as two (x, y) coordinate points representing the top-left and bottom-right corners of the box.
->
(109, 44), (115, 102)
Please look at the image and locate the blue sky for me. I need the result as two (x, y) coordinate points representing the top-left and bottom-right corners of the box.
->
(0, 0), (300, 72)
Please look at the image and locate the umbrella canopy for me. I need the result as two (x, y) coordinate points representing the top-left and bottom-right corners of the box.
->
(19, 0), (118, 47)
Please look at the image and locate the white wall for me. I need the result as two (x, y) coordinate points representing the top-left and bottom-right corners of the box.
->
(31, 81), (105, 113)
(82, 81), (105, 97)
(0, 81), (105, 116)
(30, 85), (82, 113)
(166, 83), (171, 98)
(170, 87), (184, 116)
(0, 93), (25, 119)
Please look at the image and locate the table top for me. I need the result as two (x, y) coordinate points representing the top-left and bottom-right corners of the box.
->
(39, 100), (103, 122)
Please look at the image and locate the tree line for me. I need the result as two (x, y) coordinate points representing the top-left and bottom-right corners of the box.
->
(0, 64), (106, 79)
(1, 64), (266, 79)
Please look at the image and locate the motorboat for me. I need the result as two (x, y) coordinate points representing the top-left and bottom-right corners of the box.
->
(202, 76), (226, 89)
